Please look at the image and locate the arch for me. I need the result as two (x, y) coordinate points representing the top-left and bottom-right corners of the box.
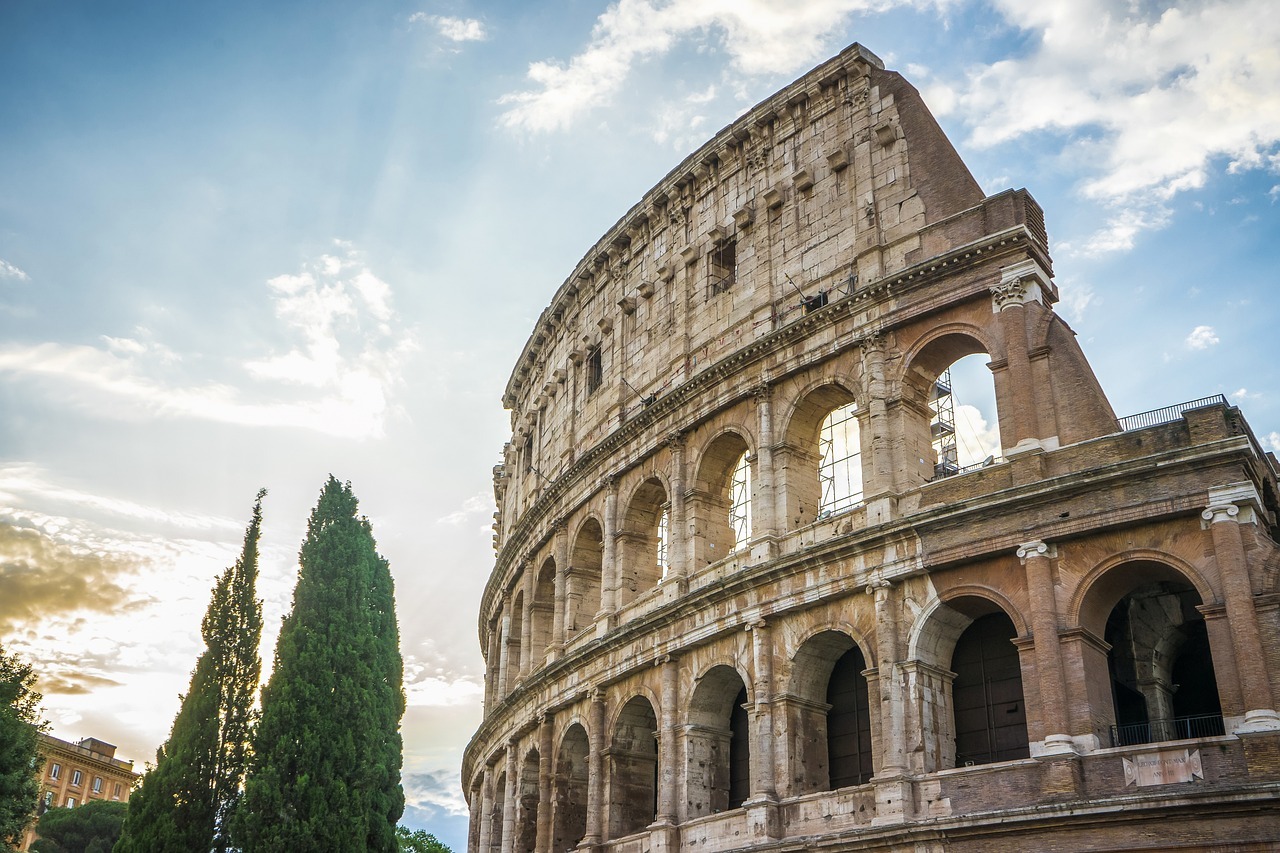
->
(489, 770), (507, 853)
(785, 630), (875, 794)
(778, 382), (863, 528)
(686, 664), (751, 817)
(567, 519), (603, 636)
(951, 612), (1030, 766)
(909, 586), (1029, 664)
(1075, 556), (1224, 746)
(690, 431), (753, 565)
(529, 557), (556, 668)
(553, 724), (589, 853)
(609, 695), (659, 838)
(515, 749), (539, 853)
(617, 477), (670, 608)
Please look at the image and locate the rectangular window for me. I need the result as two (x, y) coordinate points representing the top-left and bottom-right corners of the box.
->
(66, 797), (76, 808)
(71, 769), (82, 787)
(43, 791), (53, 809)
(586, 348), (603, 395)
(50, 763), (60, 780)
(92, 777), (102, 793)
(709, 239), (736, 295)
(113, 783), (122, 799)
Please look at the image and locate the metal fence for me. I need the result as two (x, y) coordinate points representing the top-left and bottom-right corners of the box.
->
(1118, 394), (1228, 431)
(1110, 714), (1225, 747)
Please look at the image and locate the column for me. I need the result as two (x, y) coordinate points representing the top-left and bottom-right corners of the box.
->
(520, 565), (534, 679)
(858, 334), (896, 516)
(748, 620), (777, 799)
(1017, 540), (1074, 753)
(486, 620), (502, 709)
(656, 656), (680, 824)
(599, 477), (619, 622)
(752, 385), (779, 547)
(870, 581), (906, 775)
(502, 745), (518, 853)
(552, 523), (568, 654)
(536, 714), (554, 853)
(585, 689), (606, 844)
(498, 611), (513, 698)
(477, 765), (494, 853)
(664, 433), (688, 587)
(990, 261), (1050, 455)
(1203, 498), (1280, 731)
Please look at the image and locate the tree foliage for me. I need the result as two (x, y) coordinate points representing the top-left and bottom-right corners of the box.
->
(31, 800), (127, 853)
(235, 476), (405, 852)
(1, 642), (44, 850)
(396, 826), (452, 853)
(114, 490), (265, 853)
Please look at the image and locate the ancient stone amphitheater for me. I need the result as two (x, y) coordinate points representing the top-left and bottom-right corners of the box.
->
(463, 44), (1280, 852)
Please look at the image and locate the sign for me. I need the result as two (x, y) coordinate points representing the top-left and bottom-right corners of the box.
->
(1122, 748), (1204, 787)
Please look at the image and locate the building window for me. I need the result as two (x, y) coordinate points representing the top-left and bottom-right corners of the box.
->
(43, 791), (53, 809)
(50, 763), (60, 780)
(113, 783), (122, 799)
(71, 769), (82, 787)
(818, 402), (863, 516)
(729, 452), (752, 552)
(657, 505), (669, 579)
(66, 797), (76, 808)
(92, 777), (102, 793)
(586, 347), (603, 395)
(709, 239), (736, 295)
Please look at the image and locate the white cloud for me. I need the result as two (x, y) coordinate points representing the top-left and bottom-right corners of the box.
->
(0, 259), (28, 281)
(1265, 431), (1280, 453)
(1185, 325), (1219, 350)
(951, 0), (1280, 252)
(498, 0), (924, 134)
(952, 403), (1001, 467)
(1229, 388), (1259, 403)
(437, 492), (494, 526)
(411, 13), (488, 43)
(1056, 277), (1095, 323)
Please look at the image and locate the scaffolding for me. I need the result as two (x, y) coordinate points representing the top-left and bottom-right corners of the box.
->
(931, 368), (959, 479)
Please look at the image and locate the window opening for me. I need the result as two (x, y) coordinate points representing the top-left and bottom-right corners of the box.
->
(729, 453), (752, 551)
(951, 612), (1029, 766)
(50, 763), (60, 780)
(657, 505), (669, 579)
(930, 368), (959, 478)
(709, 239), (736, 296)
(728, 687), (751, 809)
(586, 347), (603, 395)
(71, 770), (82, 787)
(92, 777), (102, 793)
(818, 402), (863, 516)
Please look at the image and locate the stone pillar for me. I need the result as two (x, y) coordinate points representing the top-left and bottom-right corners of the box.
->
(664, 433), (689, 593)
(599, 477), (619, 626)
(748, 620), (777, 799)
(991, 261), (1052, 456)
(477, 765), (494, 853)
(585, 689), (606, 844)
(656, 656), (680, 824)
(751, 385), (779, 558)
(502, 744), (518, 853)
(1018, 540), (1074, 753)
(468, 779), (483, 853)
(536, 714), (554, 853)
(859, 334), (894, 503)
(552, 524), (569, 656)
(1203, 491), (1280, 731)
(498, 611), (513, 698)
(486, 620), (502, 709)
(870, 580), (906, 776)
(520, 565), (534, 679)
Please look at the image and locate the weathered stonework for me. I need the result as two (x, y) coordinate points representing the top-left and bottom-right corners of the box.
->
(464, 44), (1280, 853)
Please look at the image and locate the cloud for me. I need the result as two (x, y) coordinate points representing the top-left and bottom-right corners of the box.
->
(436, 492), (494, 526)
(0, 243), (417, 440)
(411, 13), (488, 43)
(0, 259), (29, 281)
(950, 0), (1280, 252)
(1185, 325), (1219, 350)
(498, 0), (919, 133)
(651, 85), (717, 149)
(404, 770), (470, 818)
(1265, 431), (1280, 453)
(1229, 388), (1258, 403)
(952, 403), (1001, 467)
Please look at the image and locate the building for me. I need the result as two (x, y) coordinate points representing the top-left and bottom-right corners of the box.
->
(463, 43), (1280, 852)
(20, 734), (139, 850)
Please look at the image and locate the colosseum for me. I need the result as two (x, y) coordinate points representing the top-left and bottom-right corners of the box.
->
(463, 43), (1280, 852)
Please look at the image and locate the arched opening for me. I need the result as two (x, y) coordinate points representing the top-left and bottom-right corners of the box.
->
(567, 521), (603, 636)
(508, 592), (525, 688)
(686, 665), (751, 817)
(951, 612), (1029, 766)
(1105, 581), (1222, 745)
(515, 750), (539, 853)
(904, 333), (1001, 486)
(779, 384), (862, 528)
(690, 433), (752, 567)
(609, 696), (658, 838)
(786, 631), (873, 794)
(530, 558), (555, 668)
(617, 479), (669, 608)
(553, 725), (589, 852)
(489, 771), (507, 853)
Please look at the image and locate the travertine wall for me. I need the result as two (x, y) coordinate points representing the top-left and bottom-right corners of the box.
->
(464, 44), (1280, 853)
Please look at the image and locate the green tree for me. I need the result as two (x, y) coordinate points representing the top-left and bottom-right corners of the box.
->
(114, 490), (266, 853)
(31, 800), (127, 853)
(396, 826), (452, 853)
(1, 642), (44, 851)
(235, 476), (404, 852)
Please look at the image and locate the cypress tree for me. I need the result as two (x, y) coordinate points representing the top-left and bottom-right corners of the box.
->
(1, 643), (45, 850)
(235, 476), (404, 853)
(114, 490), (265, 853)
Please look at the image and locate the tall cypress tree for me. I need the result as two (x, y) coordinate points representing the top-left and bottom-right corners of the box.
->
(235, 476), (404, 853)
(114, 490), (265, 853)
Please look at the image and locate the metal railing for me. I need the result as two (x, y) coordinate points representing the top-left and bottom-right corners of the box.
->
(1118, 395), (1228, 431)
(1109, 713), (1225, 747)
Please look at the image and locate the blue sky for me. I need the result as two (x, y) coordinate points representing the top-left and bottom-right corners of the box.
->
(2, 0), (1278, 847)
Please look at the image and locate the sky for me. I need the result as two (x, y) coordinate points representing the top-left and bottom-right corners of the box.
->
(1, 0), (1278, 848)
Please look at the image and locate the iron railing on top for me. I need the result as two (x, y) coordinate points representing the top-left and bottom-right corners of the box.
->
(1118, 394), (1228, 431)
(1110, 713), (1225, 747)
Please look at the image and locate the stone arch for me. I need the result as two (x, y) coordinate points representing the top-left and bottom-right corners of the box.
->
(553, 724), (590, 853)
(566, 518), (603, 636)
(515, 748), (539, 853)
(1073, 554), (1225, 747)
(489, 769), (507, 853)
(689, 430), (754, 566)
(530, 557), (556, 668)
(617, 477), (670, 608)
(686, 664), (752, 818)
(778, 381), (863, 529)
(608, 695), (659, 838)
(785, 629), (875, 794)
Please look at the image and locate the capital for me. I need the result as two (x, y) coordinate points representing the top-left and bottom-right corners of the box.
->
(1016, 540), (1056, 563)
(1201, 503), (1240, 526)
(992, 259), (1051, 313)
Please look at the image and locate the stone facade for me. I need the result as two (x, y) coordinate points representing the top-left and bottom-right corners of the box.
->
(463, 44), (1280, 852)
